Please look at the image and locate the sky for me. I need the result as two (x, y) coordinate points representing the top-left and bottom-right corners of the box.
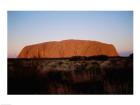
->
(8, 11), (133, 58)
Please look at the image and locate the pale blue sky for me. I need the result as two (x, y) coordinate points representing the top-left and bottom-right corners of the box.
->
(8, 11), (133, 58)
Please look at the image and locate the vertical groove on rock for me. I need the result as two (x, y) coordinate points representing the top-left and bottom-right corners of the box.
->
(83, 42), (91, 56)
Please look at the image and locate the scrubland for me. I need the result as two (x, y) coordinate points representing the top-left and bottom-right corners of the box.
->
(8, 56), (133, 94)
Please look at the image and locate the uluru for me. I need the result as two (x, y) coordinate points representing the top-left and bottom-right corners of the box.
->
(18, 39), (118, 58)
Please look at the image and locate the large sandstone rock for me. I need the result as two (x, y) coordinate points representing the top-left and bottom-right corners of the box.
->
(18, 39), (118, 58)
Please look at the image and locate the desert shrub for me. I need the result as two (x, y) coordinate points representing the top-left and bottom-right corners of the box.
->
(69, 56), (86, 61)
(56, 60), (71, 71)
(95, 55), (109, 60)
(100, 60), (112, 69)
(86, 62), (101, 79)
(69, 56), (81, 61)
(58, 61), (63, 65)
(87, 55), (109, 60)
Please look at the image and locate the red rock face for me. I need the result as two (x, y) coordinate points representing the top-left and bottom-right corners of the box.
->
(18, 39), (118, 58)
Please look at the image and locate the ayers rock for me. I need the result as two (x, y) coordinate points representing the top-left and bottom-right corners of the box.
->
(18, 39), (118, 58)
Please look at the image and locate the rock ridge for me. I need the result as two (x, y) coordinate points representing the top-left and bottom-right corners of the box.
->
(18, 39), (118, 58)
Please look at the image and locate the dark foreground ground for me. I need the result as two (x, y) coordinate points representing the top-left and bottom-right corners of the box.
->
(8, 57), (133, 94)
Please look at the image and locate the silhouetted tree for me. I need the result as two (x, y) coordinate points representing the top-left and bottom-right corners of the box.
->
(129, 53), (133, 59)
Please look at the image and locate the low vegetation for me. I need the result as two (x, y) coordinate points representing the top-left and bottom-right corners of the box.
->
(8, 56), (133, 94)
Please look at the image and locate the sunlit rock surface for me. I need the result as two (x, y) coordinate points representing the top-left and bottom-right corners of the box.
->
(18, 39), (118, 58)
